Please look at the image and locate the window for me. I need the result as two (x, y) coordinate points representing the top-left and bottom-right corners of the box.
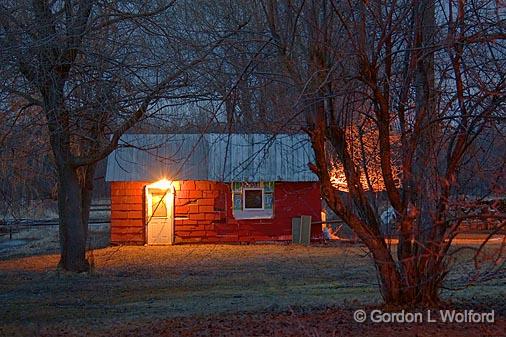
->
(232, 182), (274, 219)
(243, 188), (263, 209)
(151, 192), (167, 218)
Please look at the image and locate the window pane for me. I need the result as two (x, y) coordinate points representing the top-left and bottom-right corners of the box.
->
(244, 189), (263, 209)
(264, 182), (274, 193)
(151, 193), (167, 217)
(264, 193), (273, 209)
(232, 182), (242, 192)
(233, 193), (242, 210)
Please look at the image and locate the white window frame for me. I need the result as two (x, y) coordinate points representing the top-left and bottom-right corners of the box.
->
(242, 187), (264, 210)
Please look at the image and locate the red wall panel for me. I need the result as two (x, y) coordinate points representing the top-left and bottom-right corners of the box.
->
(110, 181), (148, 244)
(110, 180), (322, 244)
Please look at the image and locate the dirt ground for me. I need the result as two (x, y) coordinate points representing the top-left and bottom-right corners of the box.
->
(0, 244), (504, 337)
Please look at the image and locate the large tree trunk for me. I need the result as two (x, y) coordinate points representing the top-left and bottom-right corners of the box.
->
(80, 164), (96, 248)
(42, 80), (91, 273)
(57, 163), (90, 272)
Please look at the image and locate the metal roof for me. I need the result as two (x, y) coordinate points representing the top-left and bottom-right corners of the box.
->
(105, 133), (318, 182)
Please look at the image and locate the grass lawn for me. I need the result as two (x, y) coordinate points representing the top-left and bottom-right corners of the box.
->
(0, 244), (504, 336)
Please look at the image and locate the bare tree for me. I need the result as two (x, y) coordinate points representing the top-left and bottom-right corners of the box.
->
(258, 0), (505, 305)
(0, 97), (56, 221)
(0, 0), (235, 271)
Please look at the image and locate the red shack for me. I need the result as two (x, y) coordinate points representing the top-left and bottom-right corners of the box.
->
(105, 133), (322, 244)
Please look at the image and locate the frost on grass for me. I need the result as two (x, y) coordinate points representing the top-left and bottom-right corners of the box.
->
(0, 244), (503, 337)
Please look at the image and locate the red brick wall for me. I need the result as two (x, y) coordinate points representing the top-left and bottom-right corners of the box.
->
(110, 181), (148, 244)
(173, 181), (229, 243)
(110, 180), (322, 244)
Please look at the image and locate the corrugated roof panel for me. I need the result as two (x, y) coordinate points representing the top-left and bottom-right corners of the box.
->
(105, 134), (208, 181)
(105, 133), (318, 182)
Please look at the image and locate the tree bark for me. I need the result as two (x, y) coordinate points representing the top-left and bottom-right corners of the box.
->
(57, 163), (90, 272)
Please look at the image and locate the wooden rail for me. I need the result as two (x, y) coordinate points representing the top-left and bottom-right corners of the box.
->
(0, 202), (111, 239)
(1, 219), (110, 240)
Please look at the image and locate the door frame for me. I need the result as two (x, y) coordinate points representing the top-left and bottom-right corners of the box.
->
(144, 181), (175, 245)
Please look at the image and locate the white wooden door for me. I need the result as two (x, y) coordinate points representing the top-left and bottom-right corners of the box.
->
(146, 187), (174, 244)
